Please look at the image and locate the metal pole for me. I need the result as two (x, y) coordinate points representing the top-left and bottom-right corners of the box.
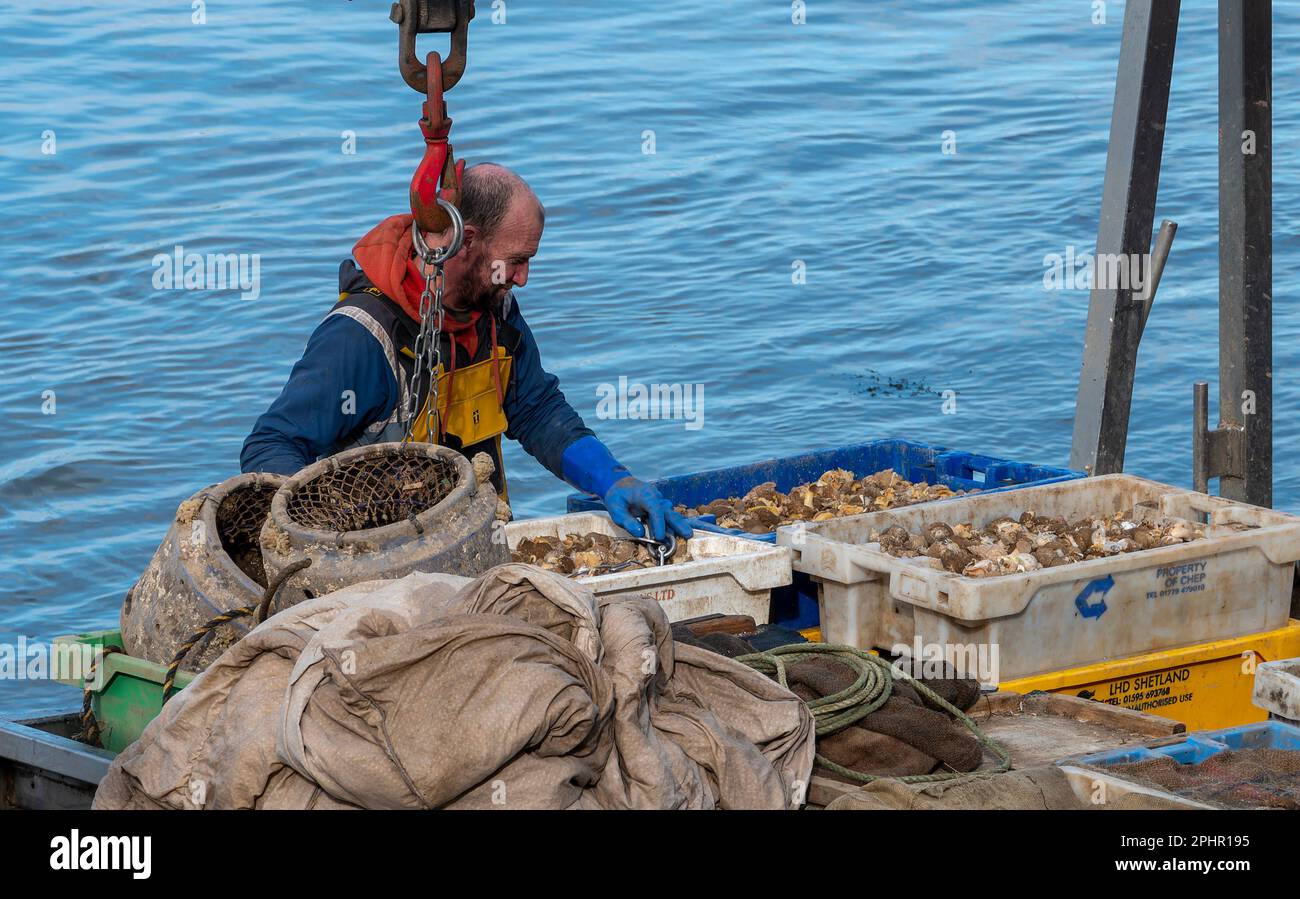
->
(1139, 219), (1178, 332)
(1218, 0), (1272, 507)
(1192, 381), (1210, 493)
(1070, 0), (1181, 475)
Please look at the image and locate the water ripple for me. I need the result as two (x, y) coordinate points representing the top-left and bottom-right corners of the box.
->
(2, 0), (1298, 716)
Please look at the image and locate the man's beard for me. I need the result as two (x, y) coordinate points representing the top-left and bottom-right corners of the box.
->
(464, 285), (500, 313)
(465, 271), (509, 312)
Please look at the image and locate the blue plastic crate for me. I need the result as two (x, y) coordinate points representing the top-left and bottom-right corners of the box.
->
(1074, 720), (1300, 768)
(566, 438), (1082, 540)
(565, 438), (1084, 628)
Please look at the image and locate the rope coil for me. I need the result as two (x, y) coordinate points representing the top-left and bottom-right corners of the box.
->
(736, 643), (1012, 785)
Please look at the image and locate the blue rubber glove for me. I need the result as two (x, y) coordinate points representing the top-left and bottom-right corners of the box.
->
(561, 436), (693, 541)
(604, 475), (693, 542)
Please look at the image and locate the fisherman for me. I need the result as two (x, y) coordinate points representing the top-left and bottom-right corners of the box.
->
(240, 163), (691, 542)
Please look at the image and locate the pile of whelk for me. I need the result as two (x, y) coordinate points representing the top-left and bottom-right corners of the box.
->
(512, 532), (690, 576)
(871, 510), (1206, 578)
(676, 469), (962, 534)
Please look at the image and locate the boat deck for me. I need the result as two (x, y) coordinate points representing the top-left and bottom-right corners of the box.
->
(0, 712), (111, 810)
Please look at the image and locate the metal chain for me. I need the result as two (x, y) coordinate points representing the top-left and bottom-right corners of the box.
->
(403, 201), (463, 443)
(404, 263), (444, 443)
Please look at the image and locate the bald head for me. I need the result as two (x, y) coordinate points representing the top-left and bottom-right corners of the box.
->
(459, 163), (545, 236)
(432, 162), (546, 314)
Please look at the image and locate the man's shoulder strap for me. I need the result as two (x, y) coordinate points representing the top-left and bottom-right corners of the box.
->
(333, 260), (417, 346)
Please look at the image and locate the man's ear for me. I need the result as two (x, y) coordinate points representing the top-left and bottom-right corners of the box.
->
(460, 223), (480, 252)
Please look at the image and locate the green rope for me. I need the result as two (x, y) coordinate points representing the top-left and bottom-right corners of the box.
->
(736, 642), (1012, 785)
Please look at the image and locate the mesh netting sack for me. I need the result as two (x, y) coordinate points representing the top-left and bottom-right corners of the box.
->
(1107, 748), (1300, 809)
(260, 442), (508, 608)
(121, 472), (286, 669)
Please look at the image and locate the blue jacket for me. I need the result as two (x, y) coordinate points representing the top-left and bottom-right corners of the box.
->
(240, 261), (595, 479)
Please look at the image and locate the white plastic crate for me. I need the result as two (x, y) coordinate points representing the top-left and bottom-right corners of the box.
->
(504, 512), (792, 624)
(776, 474), (1300, 681)
(1254, 658), (1300, 723)
(1055, 766), (1213, 809)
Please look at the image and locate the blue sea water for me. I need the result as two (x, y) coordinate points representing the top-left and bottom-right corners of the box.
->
(0, 0), (1296, 717)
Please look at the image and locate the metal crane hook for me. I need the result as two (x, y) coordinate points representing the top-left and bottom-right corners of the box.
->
(390, 0), (475, 93)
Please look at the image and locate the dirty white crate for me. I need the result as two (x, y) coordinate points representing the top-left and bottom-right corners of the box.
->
(1055, 766), (1213, 809)
(776, 474), (1300, 681)
(1254, 658), (1300, 723)
(504, 512), (792, 624)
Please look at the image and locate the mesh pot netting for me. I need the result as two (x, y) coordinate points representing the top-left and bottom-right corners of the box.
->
(283, 449), (461, 533)
(261, 443), (508, 607)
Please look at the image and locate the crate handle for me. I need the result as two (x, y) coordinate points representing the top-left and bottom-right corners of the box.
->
(1165, 490), (1277, 527)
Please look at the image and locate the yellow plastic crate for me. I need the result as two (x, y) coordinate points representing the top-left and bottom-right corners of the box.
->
(1003, 621), (1300, 731)
(799, 621), (1300, 731)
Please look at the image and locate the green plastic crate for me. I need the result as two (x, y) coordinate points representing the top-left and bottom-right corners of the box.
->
(53, 629), (194, 755)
